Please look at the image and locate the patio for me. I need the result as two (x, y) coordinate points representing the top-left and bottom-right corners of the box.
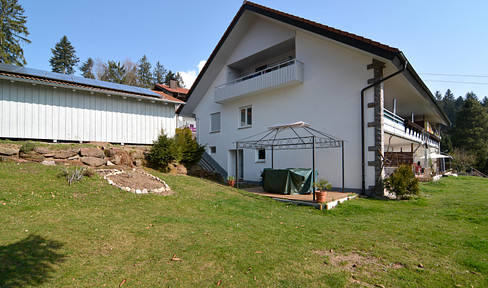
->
(243, 186), (356, 210)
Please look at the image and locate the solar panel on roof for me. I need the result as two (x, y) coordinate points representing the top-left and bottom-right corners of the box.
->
(0, 63), (160, 98)
(45, 72), (73, 82)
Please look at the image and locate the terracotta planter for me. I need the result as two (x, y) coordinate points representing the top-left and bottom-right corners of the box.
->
(316, 190), (327, 203)
(228, 180), (236, 187)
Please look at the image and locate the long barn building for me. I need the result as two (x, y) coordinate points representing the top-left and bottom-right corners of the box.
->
(0, 64), (183, 144)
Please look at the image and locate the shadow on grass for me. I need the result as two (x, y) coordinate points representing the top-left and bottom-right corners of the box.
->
(0, 234), (65, 288)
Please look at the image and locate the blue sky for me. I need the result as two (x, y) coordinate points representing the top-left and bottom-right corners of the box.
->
(21, 0), (488, 99)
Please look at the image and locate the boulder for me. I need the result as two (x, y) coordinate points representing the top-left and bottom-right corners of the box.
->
(111, 155), (122, 165)
(134, 159), (143, 167)
(80, 147), (105, 158)
(130, 150), (145, 160)
(41, 160), (56, 166)
(54, 149), (79, 159)
(33, 147), (52, 154)
(19, 151), (45, 162)
(80, 157), (107, 167)
(0, 147), (19, 156)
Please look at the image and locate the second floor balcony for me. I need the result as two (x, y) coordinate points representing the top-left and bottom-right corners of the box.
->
(383, 108), (440, 148)
(214, 59), (304, 104)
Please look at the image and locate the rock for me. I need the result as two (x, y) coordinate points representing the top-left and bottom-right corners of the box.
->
(33, 147), (52, 154)
(20, 151), (45, 162)
(41, 160), (56, 166)
(106, 160), (114, 166)
(68, 155), (80, 160)
(111, 155), (122, 165)
(80, 147), (105, 158)
(0, 147), (19, 156)
(134, 159), (143, 167)
(130, 150), (145, 160)
(54, 149), (79, 159)
(418, 263), (424, 268)
(80, 157), (107, 167)
(135, 189), (142, 194)
(43, 153), (55, 157)
(142, 189), (148, 194)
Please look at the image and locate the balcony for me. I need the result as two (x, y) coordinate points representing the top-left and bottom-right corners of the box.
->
(383, 108), (440, 148)
(214, 59), (304, 104)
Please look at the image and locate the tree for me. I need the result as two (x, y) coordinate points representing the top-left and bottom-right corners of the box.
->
(79, 58), (95, 79)
(451, 97), (488, 172)
(0, 0), (31, 66)
(434, 90), (442, 101)
(101, 61), (125, 84)
(137, 55), (153, 88)
(153, 61), (166, 85)
(482, 96), (488, 108)
(122, 58), (138, 86)
(164, 70), (185, 87)
(49, 35), (79, 74)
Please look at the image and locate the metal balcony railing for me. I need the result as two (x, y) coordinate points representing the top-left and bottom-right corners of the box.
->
(214, 59), (304, 103)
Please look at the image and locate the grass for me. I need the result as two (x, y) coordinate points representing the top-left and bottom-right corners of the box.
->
(0, 162), (487, 287)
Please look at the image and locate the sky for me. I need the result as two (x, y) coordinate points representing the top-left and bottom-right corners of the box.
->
(20, 0), (488, 99)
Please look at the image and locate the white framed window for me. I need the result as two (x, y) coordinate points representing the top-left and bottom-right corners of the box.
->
(240, 106), (252, 128)
(210, 146), (216, 154)
(255, 149), (266, 162)
(210, 112), (220, 133)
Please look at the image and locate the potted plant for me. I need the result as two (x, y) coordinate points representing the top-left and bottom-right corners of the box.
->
(227, 175), (236, 187)
(314, 178), (332, 203)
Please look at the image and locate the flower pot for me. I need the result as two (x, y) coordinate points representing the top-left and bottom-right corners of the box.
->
(228, 180), (236, 187)
(316, 190), (327, 203)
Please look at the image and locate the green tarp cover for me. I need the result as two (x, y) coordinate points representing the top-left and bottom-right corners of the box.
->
(262, 168), (316, 195)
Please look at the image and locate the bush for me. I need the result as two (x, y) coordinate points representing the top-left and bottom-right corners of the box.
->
(175, 127), (205, 166)
(384, 165), (419, 200)
(19, 142), (36, 154)
(146, 130), (180, 170)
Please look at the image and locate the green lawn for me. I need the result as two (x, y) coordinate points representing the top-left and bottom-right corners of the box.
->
(0, 162), (487, 287)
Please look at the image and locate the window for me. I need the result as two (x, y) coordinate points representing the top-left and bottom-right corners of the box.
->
(256, 149), (266, 162)
(210, 112), (220, 133)
(240, 106), (252, 128)
(210, 146), (216, 154)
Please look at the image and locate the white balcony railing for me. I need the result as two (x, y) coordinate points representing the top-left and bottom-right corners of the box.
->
(383, 108), (440, 148)
(214, 59), (304, 103)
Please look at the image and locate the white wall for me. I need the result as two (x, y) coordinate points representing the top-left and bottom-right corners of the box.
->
(0, 79), (176, 144)
(194, 17), (386, 191)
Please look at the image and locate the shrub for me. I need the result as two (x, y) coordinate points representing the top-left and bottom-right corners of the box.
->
(20, 142), (36, 154)
(146, 130), (180, 170)
(175, 127), (205, 166)
(384, 165), (420, 200)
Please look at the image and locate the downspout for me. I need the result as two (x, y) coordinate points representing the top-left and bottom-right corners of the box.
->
(360, 60), (408, 195)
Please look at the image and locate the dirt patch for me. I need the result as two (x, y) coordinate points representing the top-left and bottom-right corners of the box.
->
(314, 250), (404, 272)
(106, 170), (162, 190)
(314, 250), (405, 286)
(98, 169), (174, 196)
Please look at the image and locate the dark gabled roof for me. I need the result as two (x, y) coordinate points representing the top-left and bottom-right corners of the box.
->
(179, 1), (450, 125)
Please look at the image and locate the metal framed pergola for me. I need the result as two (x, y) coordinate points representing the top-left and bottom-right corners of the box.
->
(235, 121), (345, 200)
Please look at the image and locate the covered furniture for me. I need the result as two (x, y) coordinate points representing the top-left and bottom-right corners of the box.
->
(262, 168), (316, 195)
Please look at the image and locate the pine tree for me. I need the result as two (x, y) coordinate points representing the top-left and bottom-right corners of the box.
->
(79, 58), (95, 79)
(153, 61), (166, 85)
(101, 61), (125, 84)
(0, 0), (31, 66)
(137, 55), (153, 88)
(451, 96), (488, 172)
(49, 35), (79, 74)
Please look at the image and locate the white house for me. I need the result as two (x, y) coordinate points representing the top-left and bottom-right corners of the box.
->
(179, 1), (450, 195)
(0, 64), (183, 145)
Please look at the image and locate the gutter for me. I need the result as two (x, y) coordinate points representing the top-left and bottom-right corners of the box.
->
(360, 58), (408, 195)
